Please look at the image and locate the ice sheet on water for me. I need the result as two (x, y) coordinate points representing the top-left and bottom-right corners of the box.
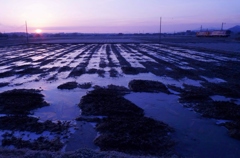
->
(10, 75), (40, 85)
(0, 76), (16, 84)
(116, 45), (145, 68)
(159, 46), (218, 63)
(180, 77), (202, 87)
(211, 95), (240, 104)
(140, 46), (177, 64)
(0, 65), (12, 70)
(165, 67), (173, 71)
(215, 119), (232, 125)
(178, 65), (195, 70)
(87, 45), (103, 69)
(33, 89), (85, 121)
(201, 76), (226, 83)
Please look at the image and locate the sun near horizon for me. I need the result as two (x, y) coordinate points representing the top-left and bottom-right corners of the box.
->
(35, 29), (42, 34)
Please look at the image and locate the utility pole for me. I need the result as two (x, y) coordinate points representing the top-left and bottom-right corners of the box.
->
(159, 17), (162, 43)
(25, 21), (29, 44)
(221, 22), (226, 30)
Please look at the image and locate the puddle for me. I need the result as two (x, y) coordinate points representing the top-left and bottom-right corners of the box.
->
(0, 80), (83, 121)
(125, 92), (240, 157)
(65, 121), (98, 151)
(34, 89), (84, 121)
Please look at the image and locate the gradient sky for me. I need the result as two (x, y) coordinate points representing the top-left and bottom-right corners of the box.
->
(0, 0), (239, 33)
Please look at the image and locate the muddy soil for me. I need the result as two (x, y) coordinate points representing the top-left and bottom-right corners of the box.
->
(79, 86), (174, 156)
(0, 89), (73, 151)
(0, 89), (48, 115)
(128, 79), (170, 93)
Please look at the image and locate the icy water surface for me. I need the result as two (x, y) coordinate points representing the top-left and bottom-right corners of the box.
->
(0, 43), (239, 156)
(125, 93), (240, 157)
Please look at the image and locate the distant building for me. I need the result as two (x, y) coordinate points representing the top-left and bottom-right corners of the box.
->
(196, 30), (230, 37)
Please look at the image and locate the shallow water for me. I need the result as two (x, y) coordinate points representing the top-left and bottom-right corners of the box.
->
(65, 121), (98, 151)
(125, 92), (240, 158)
(0, 43), (239, 156)
(34, 89), (83, 121)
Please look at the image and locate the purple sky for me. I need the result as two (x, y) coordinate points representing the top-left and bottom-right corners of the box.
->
(0, 0), (239, 33)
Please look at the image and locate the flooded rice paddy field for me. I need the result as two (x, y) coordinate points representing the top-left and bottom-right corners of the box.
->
(0, 43), (240, 157)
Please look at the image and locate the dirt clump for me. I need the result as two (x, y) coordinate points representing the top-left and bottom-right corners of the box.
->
(0, 71), (14, 78)
(0, 89), (49, 115)
(0, 116), (70, 133)
(2, 136), (63, 151)
(180, 92), (210, 103)
(58, 82), (92, 90)
(224, 120), (240, 140)
(94, 116), (174, 156)
(78, 85), (174, 156)
(58, 66), (72, 72)
(79, 82), (92, 89)
(128, 79), (171, 94)
(68, 67), (86, 77)
(57, 81), (78, 90)
(17, 67), (43, 75)
(202, 82), (240, 98)
(194, 101), (240, 120)
(79, 86), (142, 117)
(87, 68), (97, 74)
(121, 66), (138, 75)
(178, 85), (213, 108)
(121, 66), (147, 75)
(97, 69), (105, 77)
(109, 68), (119, 77)
(0, 82), (9, 87)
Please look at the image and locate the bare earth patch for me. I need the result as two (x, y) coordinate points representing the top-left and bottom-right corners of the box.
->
(78, 85), (175, 156)
(129, 79), (171, 94)
(0, 89), (49, 115)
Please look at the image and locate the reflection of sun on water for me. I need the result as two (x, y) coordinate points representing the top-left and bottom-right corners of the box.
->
(35, 29), (42, 34)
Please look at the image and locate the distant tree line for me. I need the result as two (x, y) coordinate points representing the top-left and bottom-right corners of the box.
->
(0, 32), (8, 39)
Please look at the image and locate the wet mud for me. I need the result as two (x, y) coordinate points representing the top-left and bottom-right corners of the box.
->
(79, 86), (174, 156)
